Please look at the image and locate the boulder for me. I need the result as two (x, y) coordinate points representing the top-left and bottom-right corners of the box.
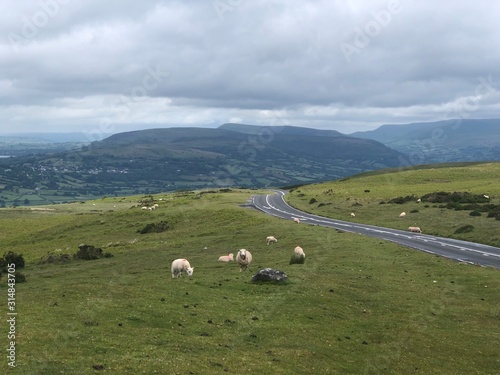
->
(252, 268), (288, 283)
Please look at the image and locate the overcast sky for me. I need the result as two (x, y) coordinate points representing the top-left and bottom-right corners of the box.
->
(1, 0), (499, 138)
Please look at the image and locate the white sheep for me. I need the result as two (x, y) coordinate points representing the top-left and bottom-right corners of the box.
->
(416, 198), (421, 203)
(218, 253), (234, 262)
(399, 212), (406, 218)
(236, 249), (252, 272)
(293, 217), (300, 224)
(484, 195), (489, 199)
(408, 226), (422, 233)
(141, 206), (148, 210)
(350, 212), (356, 217)
(153, 203), (159, 208)
(171, 258), (194, 278)
(294, 246), (305, 257)
(290, 246), (306, 264)
(266, 236), (278, 245)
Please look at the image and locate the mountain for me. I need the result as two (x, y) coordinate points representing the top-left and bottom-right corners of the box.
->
(351, 119), (500, 163)
(0, 125), (406, 205)
(219, 123), (344, 137)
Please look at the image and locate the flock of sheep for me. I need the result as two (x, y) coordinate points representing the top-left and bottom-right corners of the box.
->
(350, 210), (422, 234)
(171, 234), (305, 278)
(170, 204), (429, 278)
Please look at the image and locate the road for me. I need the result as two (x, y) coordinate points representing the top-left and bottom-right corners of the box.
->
(250, 190), (500, 269)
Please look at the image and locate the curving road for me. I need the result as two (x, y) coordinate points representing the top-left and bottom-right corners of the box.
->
(250, 190), (500, 269)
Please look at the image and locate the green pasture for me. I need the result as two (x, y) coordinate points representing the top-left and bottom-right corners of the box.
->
(0, 169), (499, 374)
(287, 162), (500, 247)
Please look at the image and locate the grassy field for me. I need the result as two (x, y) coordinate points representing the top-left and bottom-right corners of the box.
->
(287, 162), (500, 247)
(0, 167), (499, 374)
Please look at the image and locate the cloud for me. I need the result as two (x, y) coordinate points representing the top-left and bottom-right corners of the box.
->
(0, 0), (499, 134)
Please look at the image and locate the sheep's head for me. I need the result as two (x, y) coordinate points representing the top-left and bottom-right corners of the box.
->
(186, 267), (194, 276)
(238, 249), (247, 260)
(228, 253), (234, 260)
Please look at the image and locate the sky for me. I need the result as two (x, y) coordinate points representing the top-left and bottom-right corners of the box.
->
(1, 0), (500, 140)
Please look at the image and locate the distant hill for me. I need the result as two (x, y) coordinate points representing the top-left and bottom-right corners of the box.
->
(0, 125), (406, 205)
(0, 133), (89, 157)
(0, 133), (93, 143)
(351, 119), (500, 162)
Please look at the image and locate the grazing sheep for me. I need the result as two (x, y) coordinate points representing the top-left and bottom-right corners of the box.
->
(290, 246), (306, 264)
(171, 258), (194, 278)
(266, 236), (278, 245)
(218, 253), (234, 262)
(350, 212), (356, 217)
(408, 226), (422, 233)
(399, 212), (407, 218)
(293, 217), (300, 224)
(416, 198), (422, 203)
(484, 195), (489, 199)
(141, 206), (148, 210)
(153, 203), (159, 208)
(236, 249), (252, 272)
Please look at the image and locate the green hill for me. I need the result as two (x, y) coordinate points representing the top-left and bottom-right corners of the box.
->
(286, 162), (500, 247)
(351, 119), (500, 162)
(2, 163), (499, 373)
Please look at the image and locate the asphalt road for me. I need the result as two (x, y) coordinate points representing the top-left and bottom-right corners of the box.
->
(250, 190), (500, 269)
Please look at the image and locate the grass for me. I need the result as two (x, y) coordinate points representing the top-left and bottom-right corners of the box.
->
(0, 172), (499, 374)
(287, 162), (500, 247)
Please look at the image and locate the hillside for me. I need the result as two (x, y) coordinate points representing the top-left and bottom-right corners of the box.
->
(286, 162), (500, 248)
(1, 178), (499, 373)
(351, 119), (500, 162)
(0, 126), (406, 206)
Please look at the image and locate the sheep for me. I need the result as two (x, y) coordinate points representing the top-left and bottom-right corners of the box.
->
(416, 198), (422, 203)
(350, 212), (356, 217)
(399, 212), (407, 218)
(141, 206), (148, 210)
(153, 203), (159, 208)
(290, 246), (305, 264)
(266, 236), (278, 245)
(236, 249), (252, 272)
(408, 226), (422, 233)
(218, 253), (234, 262)
(293, 217), (300, 224)
(484, 195), (489, 199)
(171, 258), (194, 278)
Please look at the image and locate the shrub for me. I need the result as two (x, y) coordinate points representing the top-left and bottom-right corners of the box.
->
(410, 209), (419, 213)
(364, 190), (370, 193)
(309, 198), (317, 204)
(39, 252), (71, 264)
(74, 244), (103, 260)
(469, 211), (482, 217)
(454, 225), (475, 234)
(0, 251), (25, 272)
(138, 220), (170, 234)
(388, 195), (418, 204)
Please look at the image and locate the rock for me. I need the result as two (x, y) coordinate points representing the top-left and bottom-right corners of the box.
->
(251, 268), (288, 283)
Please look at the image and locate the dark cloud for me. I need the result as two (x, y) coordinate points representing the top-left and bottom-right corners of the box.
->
(0, 0), (499, 134)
